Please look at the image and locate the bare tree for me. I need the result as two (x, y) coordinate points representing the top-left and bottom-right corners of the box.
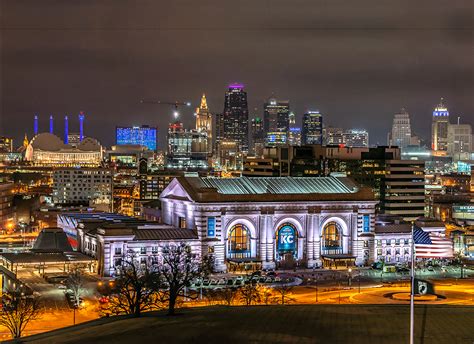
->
(108, 251), (162, 317)
(259, 286), (274, 305)
(219, 288), (239, 306)
(66, 268), (85, 325)
(157, 243), (202, 315)
(239, 283), (261, 306)
(273, 286), (295, 305)
(0, 288), (41, 338)
(66, 268), (84, 307)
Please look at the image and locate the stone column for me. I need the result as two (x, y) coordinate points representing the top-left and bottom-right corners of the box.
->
(259, 215), (267, 262)
(263, 215), (276, 270)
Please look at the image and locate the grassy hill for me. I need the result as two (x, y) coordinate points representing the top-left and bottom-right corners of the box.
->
(14, 305), (474, 344)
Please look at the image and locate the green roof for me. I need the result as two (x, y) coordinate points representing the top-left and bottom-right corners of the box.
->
(199, 176), (358, 195)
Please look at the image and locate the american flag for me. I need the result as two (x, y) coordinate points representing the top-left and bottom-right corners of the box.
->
(414, 226), (453, 259)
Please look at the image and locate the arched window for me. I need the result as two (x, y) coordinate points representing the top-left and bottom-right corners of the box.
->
(322, 222), (342, 254)
(228, 224), (251, 259)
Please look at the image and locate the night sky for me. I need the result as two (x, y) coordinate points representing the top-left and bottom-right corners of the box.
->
(1, 0), (473, 149)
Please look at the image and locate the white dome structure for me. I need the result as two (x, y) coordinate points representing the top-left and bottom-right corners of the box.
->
(29, 133), (67, 151)
(25, 132), (103, 167)
(77, 137), (101, 151)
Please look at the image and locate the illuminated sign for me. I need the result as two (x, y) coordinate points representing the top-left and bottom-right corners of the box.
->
(363, 215), (370, 232)
(207, 217), (216, 237)
(453, 205), (474, 214)
(277, 224), (297, 253)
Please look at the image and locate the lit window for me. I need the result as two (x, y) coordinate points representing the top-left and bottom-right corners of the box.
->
(227, 224), (251, 259)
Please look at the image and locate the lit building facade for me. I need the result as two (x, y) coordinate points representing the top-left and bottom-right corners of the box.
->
(53, 168), (113, 211)
(389, 108), (412, 149)
(223, 84), (249, 153)
(195, 94), (212, 156)
(288, 127), (302, 146)
(266, 131), (288, 147)
(343, 130), (369, 148)
(251, 117), (265, 156)
(116, 126), (157, 151)
(0, 137), (13, 153)
(161, 176), (377, 271)
(447, 123), (472, 157)
(166, 122), (208, 170)
(431, 99), (450, 151)
(56, 212), (200, 277)
(302, 111), (323, 145)
(0, 182), (15, 230)
(263, 98), (290, 133)
(25, 133), (103, 167)
(324, 127), (344, 145)
(380, 160), (426, 221)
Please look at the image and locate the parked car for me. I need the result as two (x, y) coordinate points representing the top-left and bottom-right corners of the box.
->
(99, 296), (109, 304)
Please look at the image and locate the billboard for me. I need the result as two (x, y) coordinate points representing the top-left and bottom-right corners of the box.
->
(277, 224), (297, 253)
(207, 217), (215, 237)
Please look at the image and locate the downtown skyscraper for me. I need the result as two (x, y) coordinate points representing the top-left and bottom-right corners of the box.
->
(263, 98), (290, 133)
(222, 83), (249, 152)
(431, 98), (450, 151)
(388, 108), (412, 149)
(302, 111), (323, 145)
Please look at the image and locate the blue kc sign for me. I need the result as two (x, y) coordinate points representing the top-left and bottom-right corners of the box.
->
(277, 225), (297, 252)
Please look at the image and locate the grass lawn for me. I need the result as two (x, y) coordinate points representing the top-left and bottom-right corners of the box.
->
(16, 304), (474, 344)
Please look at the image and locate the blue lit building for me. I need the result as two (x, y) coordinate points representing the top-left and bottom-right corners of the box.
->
(116, 126), (157, 151)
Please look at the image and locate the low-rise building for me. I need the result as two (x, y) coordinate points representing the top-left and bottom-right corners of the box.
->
(53, 168), (113, 211)
(0, 182), (15, 230)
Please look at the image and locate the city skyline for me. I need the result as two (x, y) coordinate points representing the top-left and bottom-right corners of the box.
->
(2, 91), (472, 150)
(1, 0), (473, 147)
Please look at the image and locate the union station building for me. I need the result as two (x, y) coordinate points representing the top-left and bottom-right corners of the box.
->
(160, 176), (377, 272)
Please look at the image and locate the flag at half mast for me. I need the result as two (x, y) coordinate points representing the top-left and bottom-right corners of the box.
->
(413, 225), (453, 259)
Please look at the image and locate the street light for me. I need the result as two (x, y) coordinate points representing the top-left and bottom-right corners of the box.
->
(461, 264), (466, 279)
(348, 268), (352, 288)
(358, 269), (361, 293)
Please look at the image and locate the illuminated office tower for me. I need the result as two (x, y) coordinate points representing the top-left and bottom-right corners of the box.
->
(116, 125), (157, 151)
(195, 94), (212, 155)
(302, 111), (323, 145)
(325, 127), (344, 145)
(223, 83), (249, 153)
(447, 121), (472, 157)
(166, 122), (208, 170)
(266, 131), (287, 147)
(389, 108), (412, 149)
(264, 98), (290, 133)
(343, 129), (369, 148)
(251, 117), (265, 156)
(288, 112), (296, 126)
(431, 98), (450, 151)
(288, 127), (302, 146)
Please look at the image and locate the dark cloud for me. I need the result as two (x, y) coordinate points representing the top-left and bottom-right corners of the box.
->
(1, 0), (473, 147)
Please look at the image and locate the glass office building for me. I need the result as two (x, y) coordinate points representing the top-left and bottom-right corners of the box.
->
(116, 126), (157, 151)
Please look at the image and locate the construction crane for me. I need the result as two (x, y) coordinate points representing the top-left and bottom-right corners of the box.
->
(140, 99), (191, 120)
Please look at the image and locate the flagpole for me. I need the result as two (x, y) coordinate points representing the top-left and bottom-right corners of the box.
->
(410, 222), (415, 344)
